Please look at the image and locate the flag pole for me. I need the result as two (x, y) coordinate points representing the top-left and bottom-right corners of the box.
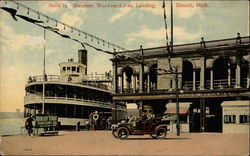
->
(170, 0), (180, 136)
(171, 0), (173, 53)
(42, 28), (46, 114)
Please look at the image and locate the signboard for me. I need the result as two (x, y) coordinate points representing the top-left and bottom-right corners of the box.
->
(35, 115), (58, 128)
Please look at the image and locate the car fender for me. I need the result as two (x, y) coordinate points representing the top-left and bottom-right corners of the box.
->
(155, 124), (168, 131)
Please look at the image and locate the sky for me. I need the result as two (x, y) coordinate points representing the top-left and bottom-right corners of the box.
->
(0, 0), (249, 112)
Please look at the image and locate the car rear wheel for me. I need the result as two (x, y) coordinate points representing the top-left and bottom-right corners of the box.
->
(112, 130), (118, 138)
(117, 127), (129, 139)
(156, 127), (167, 139)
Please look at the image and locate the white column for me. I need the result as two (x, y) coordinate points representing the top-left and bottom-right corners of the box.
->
(118, 76), (120, 92)
(228, 66), (231, 87)
(139, 64), (144, 93)
(133, 75), (136, 93)
(147, 74), (150, 92)
(210, 69), (213, 90)
(247, 71), (250, 88)
(118, 76), (123, 93)
(121, 75), (124, 92)
(200, 58), (205, 90)
(112, 61), (117, 93)
(193, 70), (196, 90)
(235, 64), (241, 88)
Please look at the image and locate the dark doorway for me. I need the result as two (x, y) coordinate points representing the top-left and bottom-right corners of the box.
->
(122, 66), (134, 91)
(213, 57), (228, 89)
(182, 61), (193, 90)
(149, 64), (158, 90)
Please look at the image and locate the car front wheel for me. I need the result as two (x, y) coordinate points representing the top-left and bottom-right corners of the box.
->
(150, 134), (157, 139)
(117, 127), (129, 139)
(112, 129), (118, 138)
(156, 127), (167, 139)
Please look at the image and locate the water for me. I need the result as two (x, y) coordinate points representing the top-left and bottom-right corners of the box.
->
(0, 112), (24, 136)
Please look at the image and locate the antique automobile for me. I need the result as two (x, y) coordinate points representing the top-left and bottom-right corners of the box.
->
(111, 116), (170, 139)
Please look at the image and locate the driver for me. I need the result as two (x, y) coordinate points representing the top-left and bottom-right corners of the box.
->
(128, 116), (136, 127)
(147, 114), (155, 120)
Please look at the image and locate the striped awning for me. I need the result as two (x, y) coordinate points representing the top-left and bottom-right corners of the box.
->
(164, 102), (192, 114)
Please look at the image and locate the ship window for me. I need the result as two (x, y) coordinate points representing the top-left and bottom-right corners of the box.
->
(77, 67), (80, 73)
(72, 66), (76, 72)
(62, 67), (66, 71)
(67, 67), (70, 71)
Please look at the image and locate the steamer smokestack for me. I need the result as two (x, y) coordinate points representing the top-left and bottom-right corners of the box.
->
(78, 49), (87, 74)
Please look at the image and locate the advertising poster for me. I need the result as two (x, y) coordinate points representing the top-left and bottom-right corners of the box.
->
(0, 0), (249, 155)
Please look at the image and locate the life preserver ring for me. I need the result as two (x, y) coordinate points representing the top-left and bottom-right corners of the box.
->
(93, 114), (99, 121)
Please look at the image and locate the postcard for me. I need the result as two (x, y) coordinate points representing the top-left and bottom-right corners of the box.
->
(0, 0), (249, 155)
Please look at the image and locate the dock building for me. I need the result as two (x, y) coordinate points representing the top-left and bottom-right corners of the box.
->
(111, 35), (250, 133)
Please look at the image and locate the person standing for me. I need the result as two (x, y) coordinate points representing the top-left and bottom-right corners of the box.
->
(25, 113), (34, 136)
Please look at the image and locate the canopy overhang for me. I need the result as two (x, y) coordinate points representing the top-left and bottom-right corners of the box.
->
(164, 102), (192, 114)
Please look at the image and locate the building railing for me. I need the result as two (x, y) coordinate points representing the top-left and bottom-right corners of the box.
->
(119, 36), (250, 56)
(183, 78), (247, 90)
(118, 78), (248, 94)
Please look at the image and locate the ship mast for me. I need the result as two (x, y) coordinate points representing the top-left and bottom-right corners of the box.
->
(42, 29), (46, 114)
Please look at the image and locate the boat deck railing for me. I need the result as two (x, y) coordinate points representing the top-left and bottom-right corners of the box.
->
(24, 94), (114, 108)
(27, 74), (112, 91)
(83, 73), (112, 81)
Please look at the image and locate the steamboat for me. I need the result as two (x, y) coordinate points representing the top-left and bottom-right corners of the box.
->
(24, 49), (126, 128)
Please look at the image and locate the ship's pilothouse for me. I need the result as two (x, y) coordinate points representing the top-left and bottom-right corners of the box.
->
(59, 58), (87, 83)
(59, 49), (87, 84)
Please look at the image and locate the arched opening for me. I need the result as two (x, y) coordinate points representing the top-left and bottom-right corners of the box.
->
(149, 64), (158, 90)
(122, 66), (134, 92)
(213, 57), (228, 89)
(182, 61), (193, 90)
